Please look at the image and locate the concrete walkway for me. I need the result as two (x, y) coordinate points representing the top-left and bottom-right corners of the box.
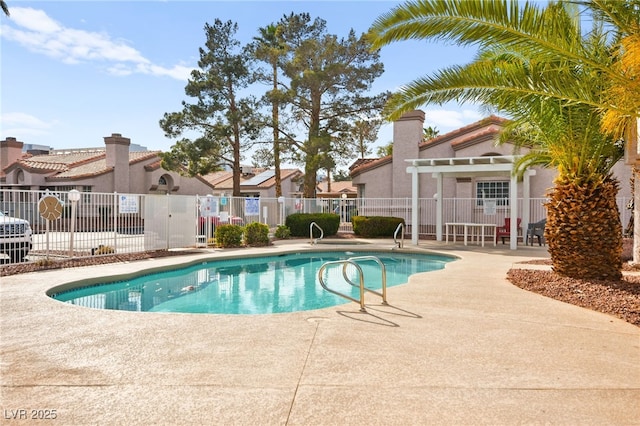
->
(1, 240), (638, 425)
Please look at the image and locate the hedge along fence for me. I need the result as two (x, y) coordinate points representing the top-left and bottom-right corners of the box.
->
(214, 222), (272, 248)
(245, 222), (270, 247)
(352, 216), (405, 238)
(215, 224), (244, 248)
(285, 213), (340, 237)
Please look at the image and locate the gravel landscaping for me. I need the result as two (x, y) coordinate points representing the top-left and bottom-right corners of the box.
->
(507, 267), (640, 327)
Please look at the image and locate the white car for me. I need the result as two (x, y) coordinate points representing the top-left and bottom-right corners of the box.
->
(0, 211), (32, 263)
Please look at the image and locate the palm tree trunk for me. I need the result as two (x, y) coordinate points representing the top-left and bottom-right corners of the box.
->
(634, 167), (640, 263)
(545, 176), (622, 279)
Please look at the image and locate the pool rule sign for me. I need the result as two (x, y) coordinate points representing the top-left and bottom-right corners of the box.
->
(38, 194), (63, 258)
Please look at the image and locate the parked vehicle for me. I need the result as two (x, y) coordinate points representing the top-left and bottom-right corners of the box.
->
(0, 211), (33, 262)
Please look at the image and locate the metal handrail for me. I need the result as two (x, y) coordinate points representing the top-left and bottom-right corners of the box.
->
(342, 256), (388, 305)
(318, 260), (366, 311)
(317, 255), (388, 312)
(393, 222), (405, 249)
(310, 221), (324, 245)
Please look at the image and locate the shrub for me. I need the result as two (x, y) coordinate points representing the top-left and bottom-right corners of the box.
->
(274, 225), (291, 239)
(93, 245), (116, 255)
(285, 213), (340, 237)
(245, 222), (270, 246)
(215, 224), (244, 248)
(352, 216), (405, 238)
(35, 258), (58, 267)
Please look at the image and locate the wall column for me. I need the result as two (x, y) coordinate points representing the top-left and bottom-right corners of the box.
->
(104, 133), (131, 193)
(411, 166), (419, 245)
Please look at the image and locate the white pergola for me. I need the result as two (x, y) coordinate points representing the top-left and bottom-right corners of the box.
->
(406, 155), (536, 250)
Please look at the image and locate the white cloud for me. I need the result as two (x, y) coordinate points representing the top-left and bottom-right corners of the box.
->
(2, 7), (192, 80)
(1, 112), (59, 138)
(2, 112), (55, 128)
(423, 108), (484, 132)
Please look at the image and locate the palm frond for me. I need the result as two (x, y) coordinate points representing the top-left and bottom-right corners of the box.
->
(370, 0), (622, 82)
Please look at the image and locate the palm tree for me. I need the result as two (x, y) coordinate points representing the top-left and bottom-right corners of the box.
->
(252, 24), (288, 197)
(369, 0), (640, 279)
(2, 1), (9, 17)
(423, 126), (439, 141)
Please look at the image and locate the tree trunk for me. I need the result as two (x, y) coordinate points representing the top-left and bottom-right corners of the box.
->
(634, 166), (640, 263)
(303, 165), (317, 198)
(545, 176), (622, 279)
(272, 62), (282, 197)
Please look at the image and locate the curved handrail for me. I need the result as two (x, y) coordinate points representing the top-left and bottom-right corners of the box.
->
(340, 256), (388, 305)
(393, 222), (405, 249)
(318, 260), (366, 311)
(310, 221), (324, 245)
(317, 255), (388, 312)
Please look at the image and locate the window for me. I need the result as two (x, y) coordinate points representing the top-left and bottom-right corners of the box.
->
(158, 176), (167, 186)
(476, 181), (509, 206)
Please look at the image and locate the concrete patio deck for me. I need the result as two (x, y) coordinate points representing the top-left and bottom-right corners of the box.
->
(1, 239), (638, 425)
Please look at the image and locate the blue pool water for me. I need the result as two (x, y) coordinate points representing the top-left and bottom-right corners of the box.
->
(50, 251), (454, 314)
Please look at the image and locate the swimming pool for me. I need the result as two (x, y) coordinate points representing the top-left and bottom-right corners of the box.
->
(49, 250), (455, 314)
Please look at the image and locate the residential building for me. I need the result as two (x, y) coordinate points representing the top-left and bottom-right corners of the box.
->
(350, 111), (632, 203)
(200, 167), (304, 198)
(0, 134), (215, 195)
(1, 134), (304, 198)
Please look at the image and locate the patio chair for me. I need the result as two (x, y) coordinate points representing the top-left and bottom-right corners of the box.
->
(526, 218), (547, 246)
(496, 217), (521, 244)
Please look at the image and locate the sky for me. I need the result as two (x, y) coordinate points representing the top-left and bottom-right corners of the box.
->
(0, 0), (484, 167)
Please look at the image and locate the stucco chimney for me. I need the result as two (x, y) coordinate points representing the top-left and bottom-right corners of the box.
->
(0, 137), (24, 172)
(104, 133), (130, 193)
(392, 110), (425, 198)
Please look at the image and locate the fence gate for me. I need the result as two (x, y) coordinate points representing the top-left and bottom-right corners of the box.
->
(144, 195), (197, 250)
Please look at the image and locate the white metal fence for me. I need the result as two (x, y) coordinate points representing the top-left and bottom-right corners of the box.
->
(0, 189), (633, 265)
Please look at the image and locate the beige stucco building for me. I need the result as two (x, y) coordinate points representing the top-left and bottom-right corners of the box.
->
(350, 110), (632, 202)
(0, 134), (304, 198)
(0, 134), (215, 195)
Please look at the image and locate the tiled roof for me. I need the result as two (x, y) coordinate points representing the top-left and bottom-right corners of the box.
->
(316, 180), (356, 194)
(18, 151), (105, 172)
(349, 156), (392, 177)
(253, 169), (302, 188)
(10, 150), (160, 179)
(201, 168), (302, 190)
(350, 115), (509, 177)
(201, 171), (233, 187)
(419, 115), (507, 149)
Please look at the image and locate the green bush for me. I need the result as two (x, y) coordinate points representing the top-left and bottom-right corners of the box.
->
(274, 225), (291, 239)
(352, 216), (405, 238)
(245, 222), (270, 246)
(215, 224), (244, 248)
(285, 213), (339, 237)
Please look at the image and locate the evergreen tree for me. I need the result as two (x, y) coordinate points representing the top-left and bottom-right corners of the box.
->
(159, 19), (263, 196)
(277, 13), (388, 197)
(249, 23), (288, 196)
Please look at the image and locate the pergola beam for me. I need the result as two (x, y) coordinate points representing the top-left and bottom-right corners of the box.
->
(406, 155), (535, 250)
